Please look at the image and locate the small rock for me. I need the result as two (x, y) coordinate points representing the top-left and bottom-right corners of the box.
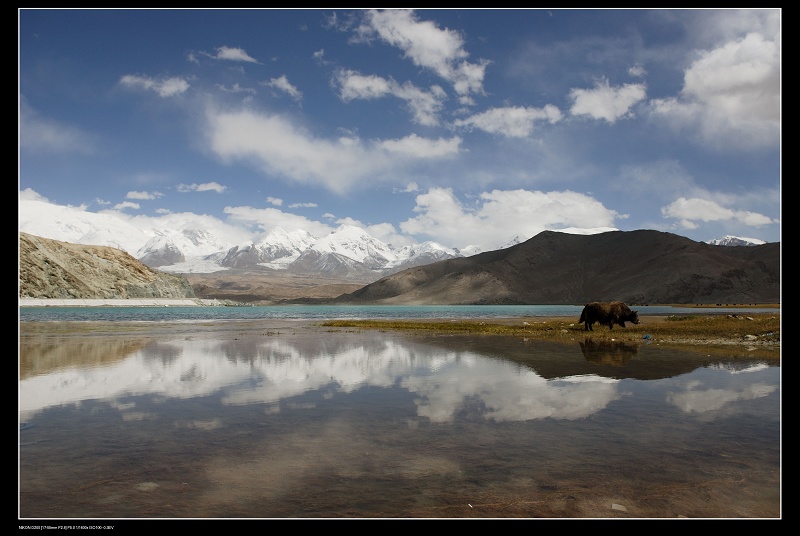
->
(611, 503), (628, 511)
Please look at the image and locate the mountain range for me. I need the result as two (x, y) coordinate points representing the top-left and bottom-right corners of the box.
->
(19, 196), (767, 282)
(18, 196), (779, 304)
(18, 228), (780, 305)
(329, 229), (779, 305)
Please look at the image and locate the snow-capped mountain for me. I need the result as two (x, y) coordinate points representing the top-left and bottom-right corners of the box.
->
(19, 197), (151, 253)
(706, 235), (767, 246)
(18, 197), (463, 278)
(310, 225), (398, 269)
(20, 196), (765, 280)
(220, 227), (318, 270)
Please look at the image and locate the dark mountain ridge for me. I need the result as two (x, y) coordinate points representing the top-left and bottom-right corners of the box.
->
(331, 230), (780, 305)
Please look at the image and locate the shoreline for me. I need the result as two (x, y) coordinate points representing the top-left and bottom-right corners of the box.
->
(18, 298), (229, 307)
(18, 298), (781, 309)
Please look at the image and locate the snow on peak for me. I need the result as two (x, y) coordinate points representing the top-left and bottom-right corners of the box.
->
(707, 235), (766, 246)
(311, 225), (398, 263)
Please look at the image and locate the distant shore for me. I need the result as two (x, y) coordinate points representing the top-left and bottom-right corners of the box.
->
(18, 298), (780, 309)
(18, 298), (233, 307)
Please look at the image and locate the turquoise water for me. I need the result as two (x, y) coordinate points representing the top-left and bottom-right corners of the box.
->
(17, 304), (779, 322)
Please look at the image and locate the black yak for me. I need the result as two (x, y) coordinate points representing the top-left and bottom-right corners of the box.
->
(579, 301), (640, 331)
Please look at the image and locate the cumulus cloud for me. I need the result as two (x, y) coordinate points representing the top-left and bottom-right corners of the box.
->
(336, 70), (393, 100)
(213, 46), (259, 63)
(356, 9), (488, 97)
(206, 107), (461, 192)
(400, 187), (620, 250)
(649, 30), (779, 149)
(119, 74), (190, 97)
(334, 69), (447, 125)
(266, 197), (283, 206)
(454, 105), (563, 137)
(661, 196), (776, 230)
(569, 78), (647, 123)
(177, 182), (227, 193)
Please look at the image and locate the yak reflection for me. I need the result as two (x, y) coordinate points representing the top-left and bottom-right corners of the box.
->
(579, 338), (639, 366)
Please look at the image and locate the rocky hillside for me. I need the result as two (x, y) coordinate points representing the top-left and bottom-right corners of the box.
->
(332, 230), (781, 305)
(19, 232), (196, 299)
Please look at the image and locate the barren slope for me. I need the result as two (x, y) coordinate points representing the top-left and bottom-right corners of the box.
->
(333, 230), (780, 305)
(19, 232), (196, 299)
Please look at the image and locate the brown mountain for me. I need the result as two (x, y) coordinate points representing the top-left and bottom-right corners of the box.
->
(19, 232), (196, 299)
(331, 230), (780, 305)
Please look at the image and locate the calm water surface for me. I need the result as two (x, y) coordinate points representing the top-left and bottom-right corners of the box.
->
(18, 313), (781, 519)
(17, 304), (779, 323)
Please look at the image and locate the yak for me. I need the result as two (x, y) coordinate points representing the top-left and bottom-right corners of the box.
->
(579, 301), (640, 331)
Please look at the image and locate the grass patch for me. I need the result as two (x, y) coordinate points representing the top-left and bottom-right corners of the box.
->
(320, 313), (780, 349)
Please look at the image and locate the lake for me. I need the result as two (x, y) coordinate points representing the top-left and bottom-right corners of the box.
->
(17, 303), (780, 323)
(18, 305), (781, 519)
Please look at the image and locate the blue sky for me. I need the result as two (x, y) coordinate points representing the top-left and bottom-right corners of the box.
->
(19, 8), (781, 252)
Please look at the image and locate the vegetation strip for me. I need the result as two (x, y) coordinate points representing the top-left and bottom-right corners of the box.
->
(320, 313), (780, 349)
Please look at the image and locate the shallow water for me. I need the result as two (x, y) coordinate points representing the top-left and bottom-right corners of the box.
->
(18, 326), (780, 519)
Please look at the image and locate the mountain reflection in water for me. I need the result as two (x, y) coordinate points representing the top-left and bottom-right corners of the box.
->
(19, 329), (780, 519)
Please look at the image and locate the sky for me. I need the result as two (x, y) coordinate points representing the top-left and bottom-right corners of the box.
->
(18, 8), (781, 253)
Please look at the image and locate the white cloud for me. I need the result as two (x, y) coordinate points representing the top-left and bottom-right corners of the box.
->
(126, 191), (163, 200)
(400, 187), (619, 250)
(569, 78), (647, 123)
(628, 64), (647, 77)
(378, 134), (461, 157)
(206, 107), (460, 192)
(113, 201), (141, 211)
(649, 30), (779, 149)
(335, 69), (447, 125)
(393, 82), (447, 126)
(177, 182), (227, 193)
(266, 197), (283, 206)
(264, 75), (303, 101)
(288, 202), (318, 209)
(213, 46), (259, 63)
(358, 9), (488, 97)
(223, 205), (332, 237)
(119, 74), (190, 97)
(335, 70), (393, 100)
(661, 196), (777, 229)
(19, 188), (49, 202)
(454, 105), (563, 137)
(394, 182), (419, 193)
